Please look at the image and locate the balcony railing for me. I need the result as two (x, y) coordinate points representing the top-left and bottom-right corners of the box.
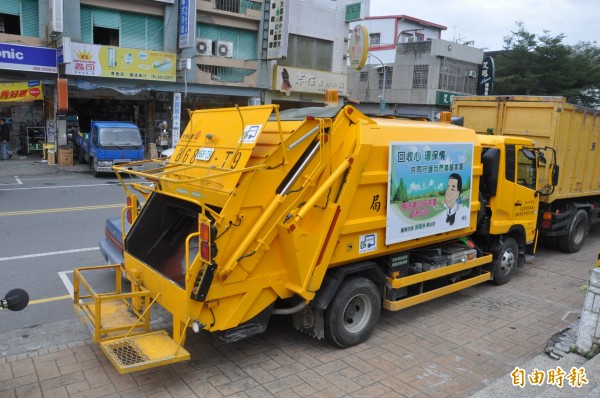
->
(397, 40), (432, 54)
(199, 0), (262, 16)
(196, 64), (257, 86)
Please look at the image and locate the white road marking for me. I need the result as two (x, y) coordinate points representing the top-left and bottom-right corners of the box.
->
(15, 176), (22, 184)
(0, 247), (98, 262)
(58, 270), (75, 298)
(0, 183), (122, 191)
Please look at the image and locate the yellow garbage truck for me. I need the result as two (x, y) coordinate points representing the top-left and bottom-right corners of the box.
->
(452, 95), (600, 253)
(73, 103), (556, 373)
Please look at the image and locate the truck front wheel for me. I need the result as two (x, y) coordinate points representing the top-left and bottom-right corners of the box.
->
(78, 147), (86, 164)
(91, 158), (99, 177)
(558, 209), (588, 253)
(324, 276), (381, 348)
(492, 237), (517, 285)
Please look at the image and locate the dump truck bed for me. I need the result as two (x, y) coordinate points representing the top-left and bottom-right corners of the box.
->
(452, 95), (600, 203)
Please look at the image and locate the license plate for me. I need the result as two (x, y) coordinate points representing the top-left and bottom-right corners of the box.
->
(196, 147), (214, 161)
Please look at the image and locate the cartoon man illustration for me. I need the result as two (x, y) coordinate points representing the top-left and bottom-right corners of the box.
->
(444, 173), (463, 225)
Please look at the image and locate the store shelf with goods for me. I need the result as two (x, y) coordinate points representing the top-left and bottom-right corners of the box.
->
(25, 127), (46, 153)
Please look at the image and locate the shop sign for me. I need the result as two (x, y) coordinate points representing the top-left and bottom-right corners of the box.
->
(49, 0), (63, 35)
(349, 25), (368, 70)
(476, 56), (495, 96)
(0, 81), (44, 102)
(178, 0), (196, 49)
(172, 93), (182, 146)
(0, 43), (57, 73)
(345, 3), (362, 22)
(274, 66), (347, 96)
(266, 0), (290, 60)
(65, 42), (176, 82)
(57, 37), (72, 64)
(436, 91), (466, 107)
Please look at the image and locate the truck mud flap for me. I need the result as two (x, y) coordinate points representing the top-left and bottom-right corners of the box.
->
(100, 330), (190, 374)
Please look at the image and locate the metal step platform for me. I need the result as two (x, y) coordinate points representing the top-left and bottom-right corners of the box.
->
(100, 330), (190, 374)
(73, 264), (190, 373)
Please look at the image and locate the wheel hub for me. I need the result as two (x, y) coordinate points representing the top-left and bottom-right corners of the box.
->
(343, 294), (372, 334)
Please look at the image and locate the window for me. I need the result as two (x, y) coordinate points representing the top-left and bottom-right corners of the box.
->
(0, 13), (20, 35)
(94, 27), (119, 46)
(279, 34), (333, 70)
(359, 71), (368, 81)
(369, 33), (380, 45)
(439, 60), (477, 94)
(412, 65), (428, 89)
(378, 67), (392, 89)
(0, 0), (38, 36)
(517, 148), (537, 189)
(81, 6), (164, 50)
(197, 23), (258, 60)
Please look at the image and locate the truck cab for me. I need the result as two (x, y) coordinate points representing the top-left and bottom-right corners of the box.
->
(74, 121), (145, 176)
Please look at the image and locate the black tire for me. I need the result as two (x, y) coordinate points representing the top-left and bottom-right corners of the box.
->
(558, 209), (588, 253)
(91, 157), (99, 177)
(78, 147), (86, 164)
(324, 276), (381, 348)
(492, 236), (518, 285)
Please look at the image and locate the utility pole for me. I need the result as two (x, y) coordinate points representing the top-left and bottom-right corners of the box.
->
(368, 53), (386, 114)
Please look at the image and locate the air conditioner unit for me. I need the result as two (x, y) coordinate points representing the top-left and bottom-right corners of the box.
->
(196, 38), (213, 56)
(468, 70), (478, 78)
(216, 41), (234, 58)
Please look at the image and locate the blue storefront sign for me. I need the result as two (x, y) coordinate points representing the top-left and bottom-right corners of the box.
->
(179, 0), (196, 49)
(0, 42), (57, 73)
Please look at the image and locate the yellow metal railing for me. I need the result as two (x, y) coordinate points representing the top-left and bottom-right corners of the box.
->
(73, 264), (152, 343)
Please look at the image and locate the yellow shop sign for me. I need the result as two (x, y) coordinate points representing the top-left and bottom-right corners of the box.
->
(0, 81), (43, 102)
(65, 42), (176, 82)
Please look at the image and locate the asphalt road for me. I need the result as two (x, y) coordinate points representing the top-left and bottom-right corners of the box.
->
(0, 162), (144, 353)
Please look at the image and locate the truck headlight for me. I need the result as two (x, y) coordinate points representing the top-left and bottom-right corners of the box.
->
(98, 160), (113, 167)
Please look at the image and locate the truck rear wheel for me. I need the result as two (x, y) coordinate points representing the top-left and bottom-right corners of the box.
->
(324, 276), (381, 348)
(558, 209), (588, 253)
(492, 237), (517, 285)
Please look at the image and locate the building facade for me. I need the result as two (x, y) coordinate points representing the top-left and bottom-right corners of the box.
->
(0, 0), (356, 155)
(348, 15), (484, 119)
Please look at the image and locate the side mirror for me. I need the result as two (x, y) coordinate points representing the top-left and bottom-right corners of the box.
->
(537, 152), (547, 166)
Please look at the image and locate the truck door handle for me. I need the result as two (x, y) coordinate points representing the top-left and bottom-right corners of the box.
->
(515, 201), (522, 207)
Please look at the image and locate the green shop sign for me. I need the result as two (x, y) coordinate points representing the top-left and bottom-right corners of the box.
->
(436, 91), (466, 107)
(345, 3), (362, 22)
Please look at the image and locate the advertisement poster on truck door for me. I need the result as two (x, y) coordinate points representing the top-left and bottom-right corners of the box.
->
(386, 142), (473, 245)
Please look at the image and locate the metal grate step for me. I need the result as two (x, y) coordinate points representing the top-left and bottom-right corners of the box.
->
(100, 330), (190, 374)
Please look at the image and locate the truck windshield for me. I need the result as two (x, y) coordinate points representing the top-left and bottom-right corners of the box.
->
(99, 128), (142, 146)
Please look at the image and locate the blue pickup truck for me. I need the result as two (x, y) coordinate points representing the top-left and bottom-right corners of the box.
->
(73, 121), (144, 176)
